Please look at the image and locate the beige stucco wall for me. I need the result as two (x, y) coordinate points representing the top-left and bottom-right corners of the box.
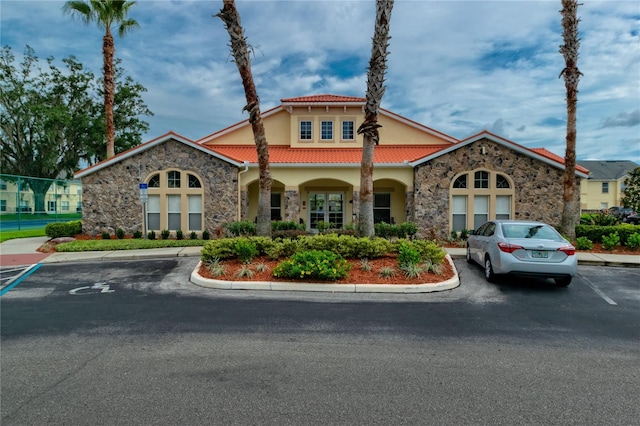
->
(580, 178), (625, 210)
(413, 138), (581, 239)
(206, 106), (453, 148)
(81, 139), (238, 235)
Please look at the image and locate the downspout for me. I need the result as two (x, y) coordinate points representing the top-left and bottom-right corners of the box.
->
(237, 161), (250, 221)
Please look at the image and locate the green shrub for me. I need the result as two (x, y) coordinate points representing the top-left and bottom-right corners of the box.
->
(626, 232), (640, 250)
(271, 221), (304, 231)
(202, 229), (210, 240)
(116, 228), (125, 239)
(176, 229), (184, 240)
(234, 239), (258, 263)
(395, 239), (446, 265)
(189, 231), (198, 240)
(147, 230), (156, 240)
(226, 221), (256, 236)
(45, 220), (83, 238)
(133, 230), (143, 239)
(602, 232), (620, 250)
(273, 250), (351, 281)
(398, 222), (418, 239)
(101, 231), (111, 240)
(374, 222), (394, 239)
(161, 229), (170, 240)
(272, 229), (308, 239)
(460, 229), (469, 240)
(201, 238), (238, 261)
(398, 242), (421, 268)
(575, 224), (640, 245)
(316, 221), (331, 233)
(580, 213), (617, 226)
(575, 236), (593, 250)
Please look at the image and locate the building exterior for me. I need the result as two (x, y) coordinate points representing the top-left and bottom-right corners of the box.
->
(0, 175), (82, 215)
(75, 94), (588, 239)
(577, 160), (639, 210)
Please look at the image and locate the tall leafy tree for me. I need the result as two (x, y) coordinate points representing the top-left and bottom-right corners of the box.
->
(358, 0), (394, 237)
(1, 46), (96, 212)
(1, 45), (152, 212)
(217, 0), (272, 237)
(622, 167), (640, 212)
(559, 0), (582, 240)
(63, 0), (139, 159)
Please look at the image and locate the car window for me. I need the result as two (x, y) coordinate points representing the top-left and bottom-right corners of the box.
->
(483, 223), (496, 237)
(475, 223), (488, 236)
(503, 224), (561, 240)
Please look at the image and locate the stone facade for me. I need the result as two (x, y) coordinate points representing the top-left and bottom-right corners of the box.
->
(413, 138), (581, 239)
(284, 190), (300, 222)
(81, 139), (238, 235)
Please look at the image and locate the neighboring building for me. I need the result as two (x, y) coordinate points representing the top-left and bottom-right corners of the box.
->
(577, 160), (639, 211)
(0, 175), (82, 215)
(75, 94), (588, 239)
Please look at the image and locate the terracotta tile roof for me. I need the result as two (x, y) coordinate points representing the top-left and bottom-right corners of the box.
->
(281, 94), (365, 104)
(530, 148), (590, 174)
(207, 145), (451, 164)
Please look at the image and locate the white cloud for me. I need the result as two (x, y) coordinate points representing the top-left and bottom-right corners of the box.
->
(1, 0), (638, 161)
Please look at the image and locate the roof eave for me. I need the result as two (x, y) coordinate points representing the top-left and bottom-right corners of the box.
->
(74, 132), (243, 179)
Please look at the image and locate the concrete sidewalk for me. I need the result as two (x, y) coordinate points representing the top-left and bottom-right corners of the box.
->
(1, 237), (639, 268)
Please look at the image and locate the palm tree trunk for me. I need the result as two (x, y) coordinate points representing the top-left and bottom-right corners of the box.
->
(559, 0), (582, 241)
(358, 0), (394, 237)
(217, 0), (272, 237)
(103, 28), (116, 159)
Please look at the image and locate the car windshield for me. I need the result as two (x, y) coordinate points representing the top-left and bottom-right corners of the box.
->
(501, 224), (561, 240)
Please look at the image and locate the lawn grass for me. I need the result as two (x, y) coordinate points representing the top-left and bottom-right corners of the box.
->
(55, 238), (207, 252)
(0, 228), (47, 243)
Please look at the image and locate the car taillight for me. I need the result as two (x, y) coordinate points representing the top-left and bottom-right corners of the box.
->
(497, 242), (524, 253)
(557, 246), (576, 256)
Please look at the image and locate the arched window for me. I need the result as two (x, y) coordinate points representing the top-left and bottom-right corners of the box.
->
(496, 174), (510, 189)
(146, 169), (204, 233)
(453, 174), (467, 189)
(450, 169), (515, 232)
(148, 174), (160, 188)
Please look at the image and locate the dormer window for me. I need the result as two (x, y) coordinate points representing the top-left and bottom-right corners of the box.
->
(300, 121), (312, 140)
(342, 120), (354, 140)
(321, 121), (333, 141)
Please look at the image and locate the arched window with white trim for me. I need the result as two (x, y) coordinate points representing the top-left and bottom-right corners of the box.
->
(146, 169), (204, 232)
(450, 170), (514, 232)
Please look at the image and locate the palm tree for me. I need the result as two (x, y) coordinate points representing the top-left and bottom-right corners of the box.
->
(559, 0), (582, 241)
(63, 0), (139, 159)
(217, 0), (272, 237)
(358, 0), (394, 237)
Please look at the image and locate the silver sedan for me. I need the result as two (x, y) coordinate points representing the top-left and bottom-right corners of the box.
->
(466, 220), (577, 286)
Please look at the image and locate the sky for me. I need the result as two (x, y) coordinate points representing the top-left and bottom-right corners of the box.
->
(1, 0), (639, 161)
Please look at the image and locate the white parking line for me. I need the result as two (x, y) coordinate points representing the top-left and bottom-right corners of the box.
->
(579, 273), (617, 305)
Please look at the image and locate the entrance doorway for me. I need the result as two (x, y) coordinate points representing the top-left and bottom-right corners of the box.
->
(309, 192), (345, 231)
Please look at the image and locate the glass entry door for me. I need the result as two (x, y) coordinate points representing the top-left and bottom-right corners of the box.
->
(309, 192), (344, 230)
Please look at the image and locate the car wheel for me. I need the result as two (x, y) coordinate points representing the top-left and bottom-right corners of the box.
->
(466, 245), (474, 264)
(554, 276), (572, 287)
(484, 256), (497, 283)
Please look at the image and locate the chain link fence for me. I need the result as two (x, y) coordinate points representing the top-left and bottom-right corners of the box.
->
(0, 174), (82, 231)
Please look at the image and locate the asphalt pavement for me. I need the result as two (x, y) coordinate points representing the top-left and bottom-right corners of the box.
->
(0, 236), (638, 293)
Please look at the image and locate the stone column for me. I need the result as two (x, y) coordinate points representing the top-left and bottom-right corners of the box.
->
(284, 190), (300, 222)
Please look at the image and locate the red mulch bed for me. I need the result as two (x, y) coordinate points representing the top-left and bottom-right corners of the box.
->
(198, 254), (456, 285)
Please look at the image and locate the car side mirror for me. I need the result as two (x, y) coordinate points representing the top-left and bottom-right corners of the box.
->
(468, 230), (475, 235)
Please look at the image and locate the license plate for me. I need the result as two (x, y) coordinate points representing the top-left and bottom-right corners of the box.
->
(531, 250), (548, 258)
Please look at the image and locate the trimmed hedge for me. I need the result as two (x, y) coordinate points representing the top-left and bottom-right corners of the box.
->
(200, 233), (446, 265)
(45, 220), (83, 238)
(575, 224), (640, 245)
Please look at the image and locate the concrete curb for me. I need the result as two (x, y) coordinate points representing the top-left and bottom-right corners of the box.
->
(190, 254), (460, 294)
